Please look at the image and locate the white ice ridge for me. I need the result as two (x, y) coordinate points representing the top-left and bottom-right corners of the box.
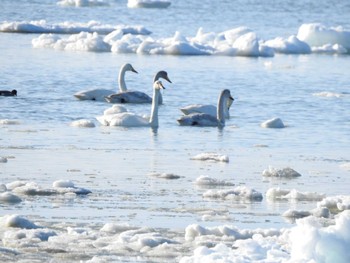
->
(0, 20), (151, 35)
(27, 23), (350, 56)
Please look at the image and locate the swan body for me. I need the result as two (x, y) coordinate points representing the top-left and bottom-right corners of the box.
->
(105, 70), (171, 104)
(98, 80), (166, 128)
(74, 63), (137, 101)
(177, 89), (233, 127)
(96, 105), (128, 125)
(0, 90), (17, 96)
(180, 96), (234, 119)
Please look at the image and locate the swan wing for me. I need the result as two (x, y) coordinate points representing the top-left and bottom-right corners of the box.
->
(105, 91), (152, 104)
(74, 89), (113, 101)
(180, 104), (217, 116)
(109, 112), (149, 127)
(177, 113), (218, 126)
(103, 105), (128, 115)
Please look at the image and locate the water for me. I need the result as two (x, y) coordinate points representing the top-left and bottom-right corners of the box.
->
(1, 0), (350, 262)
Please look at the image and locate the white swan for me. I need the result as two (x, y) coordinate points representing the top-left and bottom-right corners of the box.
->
(98, 80), (166, 128)
(180, 93), (234, 119)
(95, 105), (128, 126)
(177, 89), (233, 127)
(105, 70), (171, 104)
(73, 63), (138, 101)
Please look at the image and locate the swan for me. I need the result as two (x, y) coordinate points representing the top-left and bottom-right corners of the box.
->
(105, 70), (171, 104)
(73, 63), (138, 101)
(0, 90), (17, 96)
(95, 105), (128, 126)
(180, 93), (234, 119)
(98, 80), (166, 128)
(177, 89), (234, 127)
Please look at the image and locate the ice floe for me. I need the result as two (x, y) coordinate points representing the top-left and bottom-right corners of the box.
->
(0, 119), (20, 125)
(127, 0), (171, 8)
(260, 117), (285, 128)
(266, 187), (325, 201)
(148, 172), (181, 179)
(194, 175), (235, 186)
(4, 180), (91, 196)
(190, 153), (229, 163)
(203, 186), (263, 201)
(0, 20), (151, 35)
(70, 119), (96, 127)
(57, 0), (109, 7)
(262, 166), (301, 178)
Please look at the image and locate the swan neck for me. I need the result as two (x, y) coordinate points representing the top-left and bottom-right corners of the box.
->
(118, 67), (127, 92)
(149, 88), (160, 128)
(217, 91), (226, 127)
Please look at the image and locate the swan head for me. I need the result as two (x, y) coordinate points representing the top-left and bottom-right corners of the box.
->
(123, 63), (138, 74)
(155, 71), (172, 83)
(153, 80), (166, 90)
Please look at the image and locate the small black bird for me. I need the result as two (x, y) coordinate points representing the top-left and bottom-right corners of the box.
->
(0, 90), (17, 96)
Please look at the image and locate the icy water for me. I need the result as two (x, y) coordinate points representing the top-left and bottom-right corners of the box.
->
(1, 0), (350, 262)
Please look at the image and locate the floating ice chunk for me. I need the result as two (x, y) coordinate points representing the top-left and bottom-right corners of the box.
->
(203, 186), (263, 201)
(57, 0), (109, 7)
(0, 192), (22, 204)
(264, 35), (311, 54)
(283, 207), (331, 220)
(288, 210), (350, 263)
(317, 195), (350, 212)
(194, 175), (234, 186)
(100, 223), (136, 233)
(148, 173), (181, 179)
(53, 180), (92, 195)
(70, 119), (96, 128)
(262, 166), (301, 178)
(190, 153), (229, 163)
(232, 32), (260, 57)
(297, 23), (350, 52)
(0, 157), (8, 163)
(266, 187), (325, 201)
(184, 223), (279, 241)
(0, 214), (40, 229)
(340, 163), (350, 171)
(282, 209), (311, 219)
(312, 43), (348, 54)
(266, 187), (291, 200)
(11, 182), (56, 196)
(0, 119), (20, 125)
(260, 117), (285, 128)
(127, 0), (171, 8)
(32, 32), (111, 52)
(313, 91), (344, 98)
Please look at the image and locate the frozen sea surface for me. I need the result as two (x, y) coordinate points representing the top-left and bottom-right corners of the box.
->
(1, 0), (350, 262)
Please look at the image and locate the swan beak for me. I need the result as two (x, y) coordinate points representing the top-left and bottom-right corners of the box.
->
(131, 67), (138, 74)
(230, 96), (234, 102)
(165, 75), (172, 83)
